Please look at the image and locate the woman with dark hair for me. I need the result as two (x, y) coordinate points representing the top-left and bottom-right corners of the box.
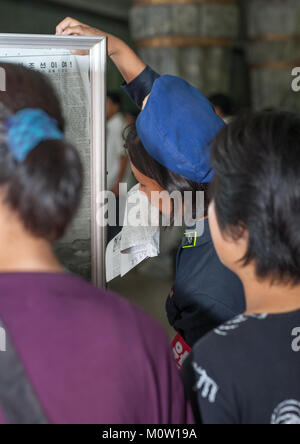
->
(0, 63), (193, 424)
(182, 111), (300, 424)
(57, 18), (246, 349)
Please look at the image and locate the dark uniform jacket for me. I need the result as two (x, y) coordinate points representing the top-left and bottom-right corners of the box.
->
(166, 220), (245, 346)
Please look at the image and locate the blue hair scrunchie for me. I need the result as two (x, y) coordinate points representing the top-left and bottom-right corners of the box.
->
(4, 108), (63, 162)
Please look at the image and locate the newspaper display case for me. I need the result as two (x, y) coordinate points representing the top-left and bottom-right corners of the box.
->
(0, 34), (107, 287)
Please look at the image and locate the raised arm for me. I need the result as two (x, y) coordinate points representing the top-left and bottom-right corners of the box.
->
(56, 17), (146, 84)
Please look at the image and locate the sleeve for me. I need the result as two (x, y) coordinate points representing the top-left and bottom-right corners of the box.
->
(167, 245), (245, 347)
(166, 247), (225, 347)
(182, 350), (239, 424)
(166, 291), (224, 347)
(121, 66), (160, 109)
(165, 344), (196, 425)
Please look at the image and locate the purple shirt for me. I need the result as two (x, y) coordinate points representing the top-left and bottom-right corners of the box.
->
(0, 273), (193, 424)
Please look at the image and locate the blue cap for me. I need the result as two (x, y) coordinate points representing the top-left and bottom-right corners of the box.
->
(136, 75), (225, 183)
(5, 108), (63, 162)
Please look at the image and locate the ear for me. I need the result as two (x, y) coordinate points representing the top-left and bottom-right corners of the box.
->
(208, 201), (249, 271)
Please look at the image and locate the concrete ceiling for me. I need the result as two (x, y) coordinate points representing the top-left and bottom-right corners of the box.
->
(47, 0), (132, 20)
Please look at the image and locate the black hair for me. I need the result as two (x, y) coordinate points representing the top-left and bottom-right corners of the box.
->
(0, 63), (83, 241)
(124, 125), (209, 220)
(107, 91), (122, 107)
(210, 110), (300, 286)
(209, 93), (235, 116)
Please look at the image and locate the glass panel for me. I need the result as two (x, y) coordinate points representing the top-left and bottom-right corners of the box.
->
(0, 47), (93, 281)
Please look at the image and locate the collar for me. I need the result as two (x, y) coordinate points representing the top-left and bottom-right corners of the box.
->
(182, 218), (212, 248)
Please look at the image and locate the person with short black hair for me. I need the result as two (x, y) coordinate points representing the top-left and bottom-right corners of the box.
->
(182, 111), (300, 424)
(0, 63), (193, 425)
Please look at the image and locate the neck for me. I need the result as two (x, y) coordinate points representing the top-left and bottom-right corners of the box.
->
(0, 205), (62, 273)
(240, 265), (300, 315)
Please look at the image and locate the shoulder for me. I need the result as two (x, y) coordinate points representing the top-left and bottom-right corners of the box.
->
(176, 226), (245, 313)
(180, 220), (212, 250)
(182, 314), (269, 413)
(192, 313), (269, 363)
(212, 313), (268, 338)
(177, 223), (213, 270)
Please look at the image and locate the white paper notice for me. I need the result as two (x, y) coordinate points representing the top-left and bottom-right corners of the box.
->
(106, 185), (160, 282)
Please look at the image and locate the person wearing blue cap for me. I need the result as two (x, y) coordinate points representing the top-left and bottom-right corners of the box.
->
(57, 18), (246, 348)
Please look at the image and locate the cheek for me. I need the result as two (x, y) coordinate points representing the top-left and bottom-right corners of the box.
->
(139, 184), (171, 214)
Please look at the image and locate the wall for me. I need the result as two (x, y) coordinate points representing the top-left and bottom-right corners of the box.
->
(0, 0), (132, 92)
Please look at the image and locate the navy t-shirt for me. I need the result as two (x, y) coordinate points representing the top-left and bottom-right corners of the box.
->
(166, 220), (245, 346)
(182, 310), (300, 424)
